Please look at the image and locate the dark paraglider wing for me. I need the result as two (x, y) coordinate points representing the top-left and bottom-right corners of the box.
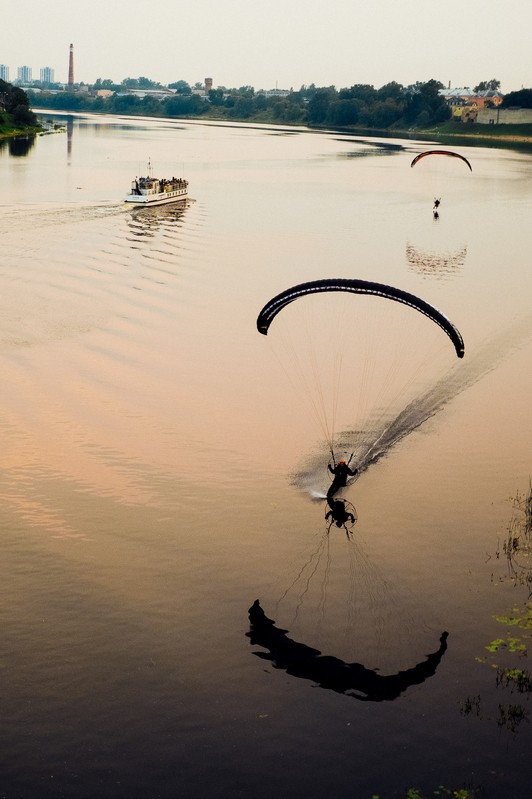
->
(256, 278), (465, 358)
(410, 150), (472, 171)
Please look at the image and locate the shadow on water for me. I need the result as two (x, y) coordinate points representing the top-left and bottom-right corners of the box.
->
(325, 497), (357, 537)
(0, 134), (36, 157)
(335, 139), (407, 158)
(247, 599), (448, 702)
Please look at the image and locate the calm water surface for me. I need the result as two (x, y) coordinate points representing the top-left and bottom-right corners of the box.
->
(0, 114), (531, 798)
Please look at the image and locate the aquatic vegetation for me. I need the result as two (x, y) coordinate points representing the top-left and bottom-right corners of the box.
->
(496, 703), (529, 734)
(459, 694), (481, 717)
(461, 603), (531, 735)
(496, 667), (532, 694)
(496, 480), (532, 594)
(371, 785), (478, 799)
(494, 605), (532, 630)
(461, 488), (532, 738)
(485, 635), (527, 654)
(488, 602), (532, 657)
(471, 603), (531, 728)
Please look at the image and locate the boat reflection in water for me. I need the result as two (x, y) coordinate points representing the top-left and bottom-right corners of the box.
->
(126, 199), (190, 238)
(247, 599), (448, 702)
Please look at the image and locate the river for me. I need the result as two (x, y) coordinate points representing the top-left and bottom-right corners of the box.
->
(0, 112), (531, 798)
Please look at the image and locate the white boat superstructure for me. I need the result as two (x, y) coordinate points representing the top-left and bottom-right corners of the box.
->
(125, 163), (188, 206)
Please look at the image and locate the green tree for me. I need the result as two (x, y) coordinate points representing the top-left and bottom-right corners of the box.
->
(30, 91), (86, 111)
(307, 87), (337, 124)
(377, 81), (404, 101)
(138, 76), (161, 89)
(12, 104), (36, 125)
(168, 80), (191, 94)
(474, 78), (501, 92)
(93, 78), (120, 91)
(501, 88), (532, 108)
(339, 84), (376, 104)
(0, 80), (38, 126)
(402, 79), (449, 126)
(229, 96), (254, 118)
(141, 95), (162, 115)
(121, 76), (161, 89)
(110, 94), (142, 113)
(282, 92), (306, 122)
(371, 97), (403, 128)
(269, 96), (305, 123)
(91, 96), (107, 112)
(328, 98), (360, 126)
(253, 93), (268, 112)
(163, 94), (205, 117)
(208, 88), (224, 106)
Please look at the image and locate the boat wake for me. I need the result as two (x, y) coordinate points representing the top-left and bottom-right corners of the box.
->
(0, 202), (125, 236)
(293, 312), (532, 496)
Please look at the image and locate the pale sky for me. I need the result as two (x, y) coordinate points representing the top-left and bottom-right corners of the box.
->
(2, 0), (530, 93)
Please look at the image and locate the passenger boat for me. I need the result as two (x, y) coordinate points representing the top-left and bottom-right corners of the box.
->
(125, 162), (188, 206)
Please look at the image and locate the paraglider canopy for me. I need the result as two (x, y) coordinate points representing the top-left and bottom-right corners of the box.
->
(256, 277), (465, 475)
(410, 150), (472, 172)
(257, 278), (464, 358)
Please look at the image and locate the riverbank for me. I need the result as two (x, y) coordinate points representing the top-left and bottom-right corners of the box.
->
(0, 123), (42, 139)
(308, 119), (532, 146)
(414, 120), (532, 144)
(204, 108), (532, 146)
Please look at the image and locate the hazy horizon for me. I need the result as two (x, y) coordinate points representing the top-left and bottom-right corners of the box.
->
(2, 0), (530, 94)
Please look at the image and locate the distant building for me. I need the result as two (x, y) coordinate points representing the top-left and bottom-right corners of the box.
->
(476, 107), (532, 125)
(205, 77), (213, 93)
(473, 90), (504, 109)
(439, 87), (504, 122)
(17, 65), (32, 83)
(118, 87), (176, 100)
(40, 66), (55, 84)
(0, 64), (9, 81)
(258, 88), (291, 98)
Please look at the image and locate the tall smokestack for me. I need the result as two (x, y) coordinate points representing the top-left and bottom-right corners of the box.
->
(68, 43), (74, 89)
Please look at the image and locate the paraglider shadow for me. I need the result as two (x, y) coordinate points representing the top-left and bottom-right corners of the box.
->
(325, 497), (357, 538)
(247, 599), (448, 702)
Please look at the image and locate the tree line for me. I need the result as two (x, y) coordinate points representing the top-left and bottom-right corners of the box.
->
(0, 79), (38, 132)
(20, 76), (532, 130)
(25, 78), (456, 129)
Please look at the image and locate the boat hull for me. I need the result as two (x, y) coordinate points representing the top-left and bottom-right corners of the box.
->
(124, 189), (188, 207)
